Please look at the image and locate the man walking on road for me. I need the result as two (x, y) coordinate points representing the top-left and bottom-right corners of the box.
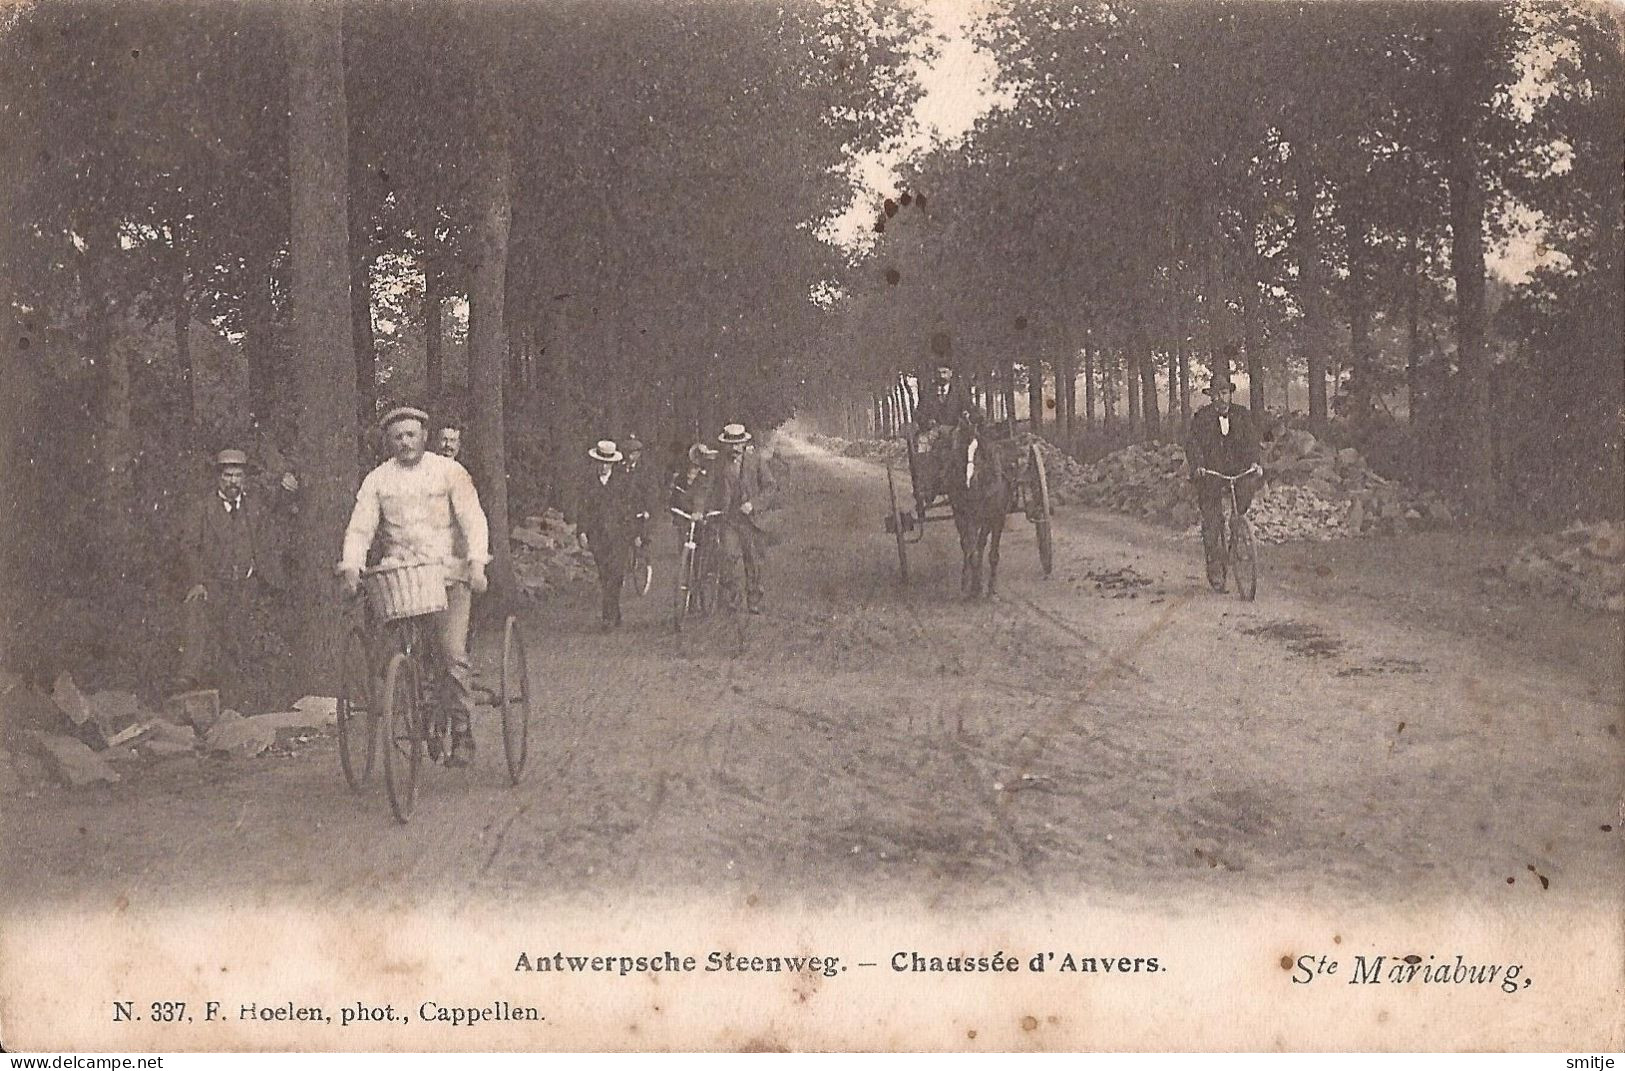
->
(340, 406), (491, 767)
(711, 423), (777, 614)
(1185, 376), (1261, 591)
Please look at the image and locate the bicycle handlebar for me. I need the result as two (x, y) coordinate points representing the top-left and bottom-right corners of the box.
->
(1196, 463), (1263, 481)
(669, 507), (725, 523)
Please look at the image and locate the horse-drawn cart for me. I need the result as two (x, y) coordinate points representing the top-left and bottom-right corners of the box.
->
(881, 422), (1054, 590)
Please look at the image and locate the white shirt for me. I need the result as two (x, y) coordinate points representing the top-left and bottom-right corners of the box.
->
(1218, 415), (1231, 437)
(340, 452), (491, 580)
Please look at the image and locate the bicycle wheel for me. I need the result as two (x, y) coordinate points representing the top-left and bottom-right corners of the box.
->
(500, 614), (532, 784)
(698, 532), (722, 614)
(1229, 512), (1258, 602)
(380, 651), (424, 823)
(673, 542), (695, 633)
(336, 625), (376, 792)
(630, 545), (653, 597)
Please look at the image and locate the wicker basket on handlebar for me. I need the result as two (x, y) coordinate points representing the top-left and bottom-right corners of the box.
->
(365, 561), (449, 621)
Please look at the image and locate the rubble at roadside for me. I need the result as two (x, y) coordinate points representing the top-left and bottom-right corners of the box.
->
(510, 509), (597, 598)
(1027, 429), (1457, 544)
(1504, 520), (1625, 614)
(0, 673), (343, 794)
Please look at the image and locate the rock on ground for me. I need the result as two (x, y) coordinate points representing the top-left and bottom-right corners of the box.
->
(33, 732), (121, 787)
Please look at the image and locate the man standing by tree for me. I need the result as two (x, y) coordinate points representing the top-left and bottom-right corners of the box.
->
(175, 449), (298, 705)
(339, 407), (490, 767)
(1185, 376), (1261, 591)
(711, 424), (777, 615)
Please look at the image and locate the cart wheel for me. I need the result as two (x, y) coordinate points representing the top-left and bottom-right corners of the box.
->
(500, 614), (532, 785)
(1027, 442), (1054, 577)
(887, 464), (910, 584)
(1230, 512), (1258, 602)
(336, 625), (376, 792)
(380, 651), (423, 823)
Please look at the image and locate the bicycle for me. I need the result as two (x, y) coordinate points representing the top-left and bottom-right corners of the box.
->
(1196, 463), (1263, 602)
(357, 564), (535, 823)
(670, 506), (724, 633)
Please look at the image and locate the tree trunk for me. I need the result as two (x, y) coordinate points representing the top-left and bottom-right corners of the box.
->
(466, 16), (517, 600)
(345, 42), (376, 428)
(287, 0), (360, 692)
(1293, 152), (1330, 427)
(1059, 344), (1075, 442)
(174, 291), (194, 425)
(1002, 359), (1017, 434)
(245, 255), (279, 426)
(1027, 360), (1044, 435)
(82, 222), (132, 572)
(1083, 329), (1096, 428)
(1446, 66), (1494, 517)
(1132, 317), (1159, 440)
(424, 258), (443, 401)
(1405, 225), (1422, 429)
(1098, 341), (1111, 429)
(1164, 346), (1177, 425)
(1241, 283), (1265, 415)
(347, 191), (376, 426)
(1342, 188), (1375, 419)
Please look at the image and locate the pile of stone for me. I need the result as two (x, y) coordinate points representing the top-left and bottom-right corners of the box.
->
(1264, 429), (1456, 537)
(1044, 441), (1199, 528)
(510, 509), (597, 597)
(1505, 520), (1625, 614)
(1040, 428), (1456, 544)
(0, 672), (340, 794)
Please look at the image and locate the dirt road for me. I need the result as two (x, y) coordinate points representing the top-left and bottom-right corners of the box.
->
(3, 435), (1622, 914)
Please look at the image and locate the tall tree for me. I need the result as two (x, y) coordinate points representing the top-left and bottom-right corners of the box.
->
(286, 0), (360, 687)
(466, 11), (517, 599)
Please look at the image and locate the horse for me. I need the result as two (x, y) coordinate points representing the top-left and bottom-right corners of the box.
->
(945, 417), (1014, 599)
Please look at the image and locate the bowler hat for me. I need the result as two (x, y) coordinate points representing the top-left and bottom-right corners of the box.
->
(588, 439), (623, 464)
(1204, 377), (1237, 395)
(622, 435), (645, 453)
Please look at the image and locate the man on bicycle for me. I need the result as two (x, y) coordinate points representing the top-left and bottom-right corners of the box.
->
(669, 442), (718, 519)
(1185, 375), (1261, 591)
(339, 406), (491, 767)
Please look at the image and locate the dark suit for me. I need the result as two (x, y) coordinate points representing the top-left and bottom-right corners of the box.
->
(177, 490), (288, 695)
(1185, 403), (1262, 582)
(618, 459), (660, 544)
(709, 446), (777, 612)
(915, 381), (975, 432)
(915, 381), (975, 502)
(574, 468), (636, 627)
